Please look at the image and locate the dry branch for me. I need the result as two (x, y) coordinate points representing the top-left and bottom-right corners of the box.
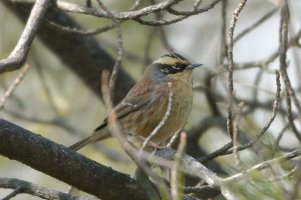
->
(0, 0), (51, 73)
(0, 178), (98, 200)
(226, 0), (247, 138)
(0, 118), (149, 200)
(2, 0), (135, 104)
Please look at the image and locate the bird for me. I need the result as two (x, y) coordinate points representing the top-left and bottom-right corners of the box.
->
(70, 52), (202, 151)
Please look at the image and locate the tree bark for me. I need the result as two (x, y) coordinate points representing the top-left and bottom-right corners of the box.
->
(0, 118), (149, 200)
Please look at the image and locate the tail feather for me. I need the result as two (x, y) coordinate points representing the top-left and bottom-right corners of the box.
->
(69, 137), (91, 151)
(69, 126), (111, 151)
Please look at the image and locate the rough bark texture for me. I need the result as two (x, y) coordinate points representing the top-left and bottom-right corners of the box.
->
(0, 119), (149, 200)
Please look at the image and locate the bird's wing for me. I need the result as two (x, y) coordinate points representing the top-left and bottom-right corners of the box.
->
(95, 79), (168, 132)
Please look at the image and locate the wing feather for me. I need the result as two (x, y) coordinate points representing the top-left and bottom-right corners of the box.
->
(95, 79), (168, 132)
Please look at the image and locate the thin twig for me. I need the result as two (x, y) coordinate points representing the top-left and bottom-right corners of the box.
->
(130, 0), (145, 11)
(33, 54), (59, 113)
(0, 0), (51, 73)
(219, 0), (227, 64)
(57, 0), (183, 20)
(223, 148), (301, 183)
(171, 132), (186, 200)
(167, 129), (182, 148)
(290, 162), (301, 200)
(193, 0), (203, 9)
(280, 8), (301, 115)
(232, 102), (245, 167)
(234, 8), (278, 42)
(47, 20), (117, 36)
(0, 64), (30, 110)
(266, 166), (296, 182)
(285, 89), (301, 142)
(94, 0), (123, 101)
(137, 0), (221, 26)
(226, 0), (248, 138)
(275, 122), (290, 148)
(167, 0), (222, 16)
(233, 28), (301, 70)
(143, 28), (156, 69)
(279, 1), (301, 142)
(199, 70), (281, 162)
(0, 178), (98, 200)
(1, 186), (22, 200)
(225, 70), (281, 153)
(139, 82), (173, 156)
(150, 0), (174, 52)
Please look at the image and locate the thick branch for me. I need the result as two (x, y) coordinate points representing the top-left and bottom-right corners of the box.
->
(0, 118), (149, 200)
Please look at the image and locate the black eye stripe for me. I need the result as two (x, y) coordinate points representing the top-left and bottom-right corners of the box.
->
(158, 64), (187, 74)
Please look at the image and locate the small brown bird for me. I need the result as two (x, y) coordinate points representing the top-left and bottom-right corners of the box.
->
(70, 53), (202, 151)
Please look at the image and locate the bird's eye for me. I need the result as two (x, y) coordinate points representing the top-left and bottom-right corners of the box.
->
(171, 65), (181, 70)
(160, 67), (169, 73)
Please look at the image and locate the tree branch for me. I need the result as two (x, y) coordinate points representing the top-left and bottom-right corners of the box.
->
(0, 118), (149, 200)
(0, 178), (98, 200)
(2, 0), (135, 104)
(0, 0), (51, 73)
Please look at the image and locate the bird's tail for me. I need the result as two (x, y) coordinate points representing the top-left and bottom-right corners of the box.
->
(69, 125), (110, 151)
(69, 136), (91, 151)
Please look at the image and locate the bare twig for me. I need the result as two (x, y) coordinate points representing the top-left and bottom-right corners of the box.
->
(0, 0), (51, 73)
(171, 132), (186, 200)
(155, 148), (238, 200)
(167, 129), (182, 148)
(219, 0), (227, 64)
(226, 70), (281, 153)
(167, 0), (222, 16)
(234, 8), (278, 42)
(94, 0), (123, 100)
(0, 178), (98, 200)
(3, 0), (135, 104)
(290, 162), (301, 200)
(233, 28), (301, 70)
(0, 64), (30, 110)
(285, 89), (301, 142)
(223, 148), (301, 182)
(47, 20), (116, 36)
(150, 0), (174, 52)
(55, 0), (221, 27)
(137, 0), (221, 26)
(130, 0), (145, 11)
(226, 0), (247, 138)
(199, 70), (281, 162)
(1, 186), (22, 200)
(56, 0), (183, 20)
(232, 102), (245, 167)
(139, 82), (173, 156)
(279, 1), (301, 142)
(33, 55), (59, 113)
(143, 28), (156, 69)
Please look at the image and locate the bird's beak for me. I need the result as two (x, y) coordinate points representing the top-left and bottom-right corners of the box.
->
(187, 63), (203, 70)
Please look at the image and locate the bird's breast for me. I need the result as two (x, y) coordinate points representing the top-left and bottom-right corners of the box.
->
(121, 79), (193, 144)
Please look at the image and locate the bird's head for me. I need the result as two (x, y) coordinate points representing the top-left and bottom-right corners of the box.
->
(145, 52), (202, 81)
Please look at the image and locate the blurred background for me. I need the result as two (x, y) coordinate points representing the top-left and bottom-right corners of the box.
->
(1, 0), (301, 199)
